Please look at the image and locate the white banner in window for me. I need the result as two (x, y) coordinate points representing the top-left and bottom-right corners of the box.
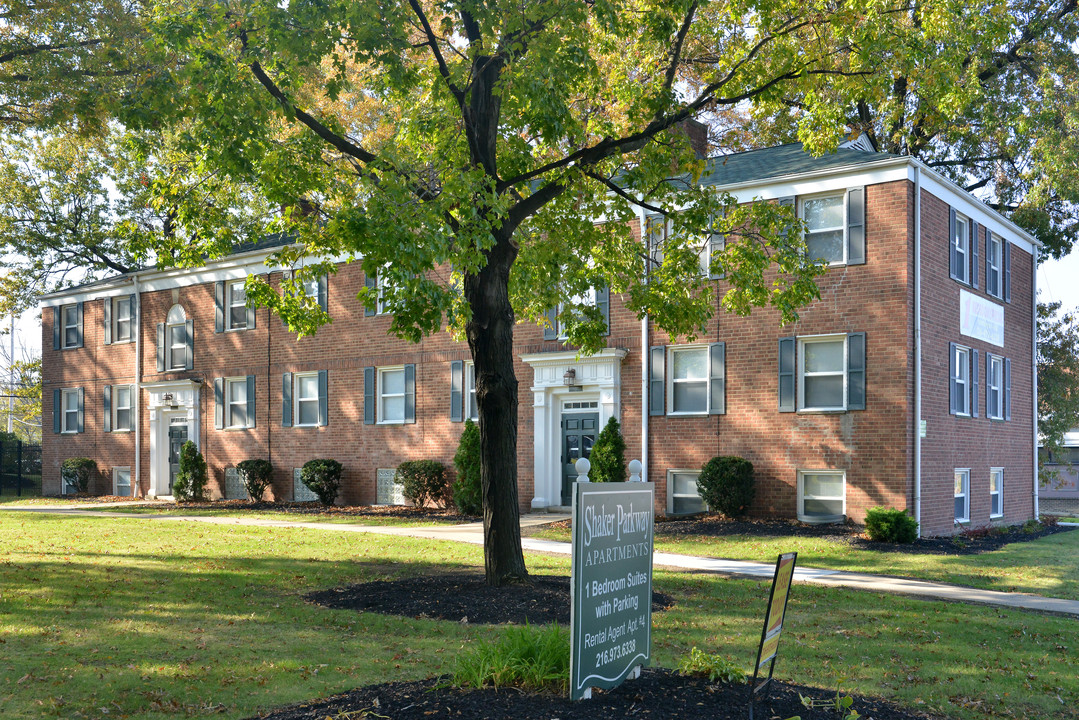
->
(959, 289), (1004, 347)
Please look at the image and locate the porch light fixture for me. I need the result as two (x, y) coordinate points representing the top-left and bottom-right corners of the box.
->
(563, 369), (576, 386)
(162, 392), (177, 408)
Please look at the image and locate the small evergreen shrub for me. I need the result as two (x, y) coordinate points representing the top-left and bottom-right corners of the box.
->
(172, 441), (208, 502)
(236, 459), (274, 501)
(696, 456), (755, 518)
(301, 459), (343, 506)
(677, 647), (747, 684)
(453, 624), (569, 694)
(864, 506), (919, 543)
(60, 457), (97, 494)
(452, 419), (482, 515)
(590, 417), (626, 483)
(396, 460), (449, 507)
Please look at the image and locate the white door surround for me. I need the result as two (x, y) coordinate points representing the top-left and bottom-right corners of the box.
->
(144, 379), (201, 498)
(521, 348), (627, 509)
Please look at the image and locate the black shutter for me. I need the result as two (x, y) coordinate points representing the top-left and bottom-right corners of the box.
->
(53, 389), (61, 433)
(214, 378), (224, 429)
(318, 370), (328, 427)
(364, 367), (375, 424)
(282, 372), (293, 427)
(364, 274), (377, 316)
(103, 298), (112, 345)
(649, 346), (665, 416)
(246, 302), (256, 331)
(76, 388), (84, 433)
(971, 349), (979, 418)
(778, 336), (796, 412)
(103, 385), (112, 433)
(318, 275), (328, 312)
(949, 342), (958, 414)
(985, 229), (994, 295)
(543, 308), (558, 340)
(847, 332), (866, 410)
(215, 281), (224, 333)
(949, 207), (959, 279)
(156, 323), (165, 372)
(450, 360), (463, 422)
(847, 187), (865, 265)
(1003, 240), (1011, 303)
(75, 302), (83, 348)
(404, 364), (416, 423)
(1004, 358), (1012, 420)
(52, 307), (60, 350)
(184, 319), (194, 370)
(246, 375), (256, 428)
(970, 220), (980, 289)
(596, 286), (610, 336)
(708, 342), (726, 415)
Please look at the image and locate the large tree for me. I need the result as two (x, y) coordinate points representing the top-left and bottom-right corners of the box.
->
(1037, 300), (1079, 482)
(131, 0), (1020, 585)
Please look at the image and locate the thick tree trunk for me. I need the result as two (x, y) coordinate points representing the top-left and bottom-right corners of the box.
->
(465, 234), (529, 587)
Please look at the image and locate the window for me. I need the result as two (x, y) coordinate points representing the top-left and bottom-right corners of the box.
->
(798, 470), (846, 523)
(667, 470), (707, 515)
(227, 281), (247, 330)
(801, 193), (846, 265)
(113, 384), (133, 431)
(226, 378), (248, 428)
(465, 362), (478, 421)
(376, 467), (406, 505)
(986, 232), (1003, 298)
(951, 344), (971, 416)
(652, 343), (726, 416)
(223, 467), (246, 500)
(62, 388), (80, 433)
(113, 467), (132, 497)
(799, 335), (846, 411)
(990, 468), (1003, 518)
(294, 372), (321, 426)
(954, 469), (970, 522)
(379, 367), (406, 424)
(164, 305), (190, 370)
(293, 468), (318, 502)
(646, 213), (725, 279)
(953, 211), (970, 283)
(987, 354), (1004, 420)
(62, 304), (80, 348)
(113, 296), (133, 343)
(544, 285), (609, 340)
(669, 346), (708, 414)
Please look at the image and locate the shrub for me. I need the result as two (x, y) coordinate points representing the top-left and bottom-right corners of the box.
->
(452, 419), (482, 515)
(396, 460), (449, 507)
(696, 456), (755, 518)
(60, 457), (97, 494)
(864, 506), (919, 543)
(1040, 514), (1060, 528)
(236, 459), (274, 501)
(301, 459), (343, 506)
(590, 417), (626, 483)
(453, 624), (569, 694)
(172, 441), (208, 502)
(677, 647), (747, 684)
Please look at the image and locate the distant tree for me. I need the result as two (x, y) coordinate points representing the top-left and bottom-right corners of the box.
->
(1038, 301), (1079, 485)
(590, 417), (627, 484)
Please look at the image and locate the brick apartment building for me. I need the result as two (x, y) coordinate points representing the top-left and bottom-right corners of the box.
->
(39, 140), (1039, 536)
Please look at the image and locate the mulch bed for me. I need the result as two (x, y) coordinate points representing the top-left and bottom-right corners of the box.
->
(529, 515), (1076, 556)
(307, 571), (673, 625)
(130, 499), (479, 523)
(249, 668), (943, 720)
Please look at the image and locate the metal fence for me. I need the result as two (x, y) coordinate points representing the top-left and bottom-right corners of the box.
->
(0, 440), (42, 496)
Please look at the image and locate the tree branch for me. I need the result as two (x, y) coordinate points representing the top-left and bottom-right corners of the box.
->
(405, 0), (464, 101)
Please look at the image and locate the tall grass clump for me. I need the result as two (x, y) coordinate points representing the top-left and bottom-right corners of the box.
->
(454, 624), (569, 694)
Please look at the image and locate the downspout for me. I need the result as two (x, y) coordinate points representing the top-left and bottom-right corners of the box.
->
(913, 166), (923, 536)
(133, 273), (142, 497)
(1033, 248), (1039, 518)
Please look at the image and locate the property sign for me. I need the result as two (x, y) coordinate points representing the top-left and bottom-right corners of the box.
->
(960, 289), (1004, 347)
(569, 482), (654, 700)
(750, 552), (797, 704)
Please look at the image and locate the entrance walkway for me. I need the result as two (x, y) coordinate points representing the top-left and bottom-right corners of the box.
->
(7, 504), (1079, 618)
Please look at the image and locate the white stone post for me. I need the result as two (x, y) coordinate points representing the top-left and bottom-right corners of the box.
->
(575, 457), (591, 483)
(628, 459), (642, 482)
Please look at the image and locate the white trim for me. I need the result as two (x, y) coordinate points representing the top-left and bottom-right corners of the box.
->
(799, 191), (848, 266)
(952, 344), (972, 417)
(225, 279), (248, 331)
(666, 344), (710, 416)
(61, 304), (80, 349)
(377, 366), (406, 424)
(989, 467), (1004, 519)
(112, 296), (134, 343)
(113, 383), (135, 432)
(293, 371), (321, 427)
(667, 468), (707, 515)
(464, 361), (478, 422)
(60, 388), (79, 433)
(797, 469), (846, 523)
(987, 353), (1004, 420)
(916, 168), (1037, 255)
(953, 209), (971, 284)
(954, 468), (971, 523)
(224, 377), (249, 429)
(798, 334), (847, 412)
(113, 466), (132, 497)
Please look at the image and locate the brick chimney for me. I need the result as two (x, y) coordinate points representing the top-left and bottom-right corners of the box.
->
(676, 119), (710, 158)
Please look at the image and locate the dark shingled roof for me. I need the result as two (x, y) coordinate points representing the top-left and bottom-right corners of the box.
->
(700, 143), (904, 187)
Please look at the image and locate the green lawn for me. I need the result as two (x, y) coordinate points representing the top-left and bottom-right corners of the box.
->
(532, 523), (1079, 600)
(89, 505), (468, 526)
(1, 514), (1076, 720)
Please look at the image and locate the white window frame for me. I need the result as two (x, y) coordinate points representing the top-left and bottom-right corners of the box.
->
(113, 384), (134, 432)
(953, 344), (971, 417)
(556, 286), (598, 340)
(667, 345), (710, 416)
(113, 297), (133, 343)
(293, 371), (321, 427)
(797, 470), (847, 523)
(464, 362), (478, 422)
(954, 468), (970, 523)
(378, 366), (406, 424)
(166, 305), (188, 371)
(667, 469), (707, 515)
(989, 467), (1003, 519)
(800, 192), (847, 266)
(798, 334), (848, 412)
(987, 353), (1004, 420)
(226, 280), (248, 330)
(954, 211), (970, 283)
(225, 377), (249, 429)
(61, 388), (79, 433)
(61, 304), (80, 349)
(113, 466), (132, 497)
(987, 232), (1003, 298)
(376, 271), (391, 315)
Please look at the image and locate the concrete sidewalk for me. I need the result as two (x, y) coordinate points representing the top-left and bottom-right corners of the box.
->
(7, 504), (1079, 618)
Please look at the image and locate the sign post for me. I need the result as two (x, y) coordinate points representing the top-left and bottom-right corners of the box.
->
(569, 481), (654, 700)
(749, 552), (797, 720)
